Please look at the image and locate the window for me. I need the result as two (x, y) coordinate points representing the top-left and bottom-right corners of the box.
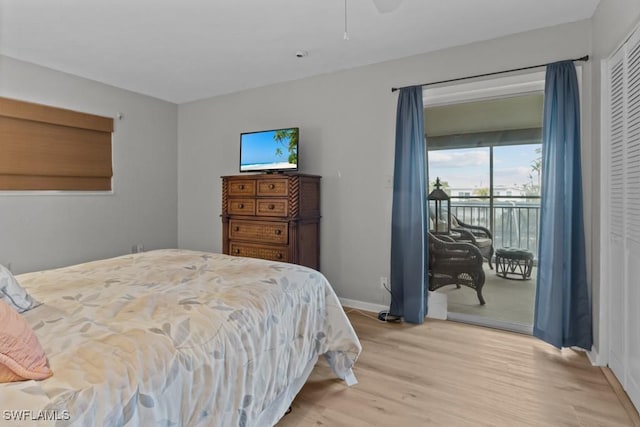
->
(0, 97), (113, 191)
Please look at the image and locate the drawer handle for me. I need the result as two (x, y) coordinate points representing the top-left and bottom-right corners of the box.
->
(239, 184), (245, 190)
(238, 203), (244, 209)
(234, 226), (240, 232)
(268, 204), (275, 210)
(234, 249), (240, 254)
(276, 253), (283, 259)
(268, 184), (275, 189)
(275, 229), (282, 235)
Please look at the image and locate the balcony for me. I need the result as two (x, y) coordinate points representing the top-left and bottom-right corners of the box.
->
(450, 199), (540, 257)
(434, 200), (540, 329)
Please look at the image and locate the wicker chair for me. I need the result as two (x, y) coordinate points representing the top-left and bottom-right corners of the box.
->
(428, 232), (486, 305)
(450, 215), (494, 270)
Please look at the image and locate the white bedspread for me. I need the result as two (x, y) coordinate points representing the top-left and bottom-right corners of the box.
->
(1, 249), (361, 426)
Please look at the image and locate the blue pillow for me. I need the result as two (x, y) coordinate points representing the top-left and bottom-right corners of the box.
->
(0, 264), (40, 313)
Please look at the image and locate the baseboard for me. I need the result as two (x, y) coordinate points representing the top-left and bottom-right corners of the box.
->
(588, 345), (605, 366)
(602, 367), (640, 425)
(338, 298), (388, 314)
(339, 291), (447, 320)
(338, 296), (536, 333)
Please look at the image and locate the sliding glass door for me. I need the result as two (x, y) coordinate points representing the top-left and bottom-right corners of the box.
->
(423, 81), (545, 332)
(428, 142), (541, 254)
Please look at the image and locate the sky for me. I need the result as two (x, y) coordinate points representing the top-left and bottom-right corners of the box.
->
(428, 144), (541, 190)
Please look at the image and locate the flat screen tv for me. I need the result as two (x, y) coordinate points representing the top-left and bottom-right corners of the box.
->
(240, 127), (298, 173)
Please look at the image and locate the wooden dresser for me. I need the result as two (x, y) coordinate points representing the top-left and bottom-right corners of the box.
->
(221, 173), (321, 270)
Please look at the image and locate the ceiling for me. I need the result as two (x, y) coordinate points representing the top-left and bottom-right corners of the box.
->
(0, 0), (600, 104)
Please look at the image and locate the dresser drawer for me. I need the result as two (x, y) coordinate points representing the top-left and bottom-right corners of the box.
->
(228, 180), (256, 196)
(257, 178), (288, 196)
(229, 220), (288, 244)
(229, 242), (289, 262)
(256, 199), (288, 217)
(227, 198), (256, 215)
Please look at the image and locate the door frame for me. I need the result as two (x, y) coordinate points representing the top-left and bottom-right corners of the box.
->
(423, 70), (545, 333)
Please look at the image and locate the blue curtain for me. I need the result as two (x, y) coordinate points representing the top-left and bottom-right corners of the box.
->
(390, 86), (428, 323)
(534, 61), (592, 350)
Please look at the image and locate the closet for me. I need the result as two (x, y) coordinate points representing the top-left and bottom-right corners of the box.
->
(604, 22), (640, 409)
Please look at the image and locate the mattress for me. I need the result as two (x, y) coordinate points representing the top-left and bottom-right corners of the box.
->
(0, 249), (361, 426)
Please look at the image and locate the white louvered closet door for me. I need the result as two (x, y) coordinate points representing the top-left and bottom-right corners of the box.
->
(625, 28), (640, 409)
(608, 44), (626, 386)
(606, 25), (640, 410)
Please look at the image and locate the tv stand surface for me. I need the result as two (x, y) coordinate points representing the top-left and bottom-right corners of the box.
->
(230, 171), (319, 177)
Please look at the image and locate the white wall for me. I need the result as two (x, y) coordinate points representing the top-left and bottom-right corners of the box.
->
(589, 0), (640, 363)
(178, 20), (591, 306)
(0, 56), (178, 273)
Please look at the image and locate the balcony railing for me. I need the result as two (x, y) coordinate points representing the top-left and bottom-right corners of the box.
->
(450, 200), (541, 256)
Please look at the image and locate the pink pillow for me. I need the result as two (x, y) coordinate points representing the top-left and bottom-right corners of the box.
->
(0, 299), (52, 382)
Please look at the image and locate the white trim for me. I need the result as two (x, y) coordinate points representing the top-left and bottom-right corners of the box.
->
(588, 345), (604, 366)
(339, 291), (447, 320)
(339, 298), (387, 314)
(423, 71), (545, 107)
(597, 57), (612, 369)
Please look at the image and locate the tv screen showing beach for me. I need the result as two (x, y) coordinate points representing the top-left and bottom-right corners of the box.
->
(240, 128), (298, 172)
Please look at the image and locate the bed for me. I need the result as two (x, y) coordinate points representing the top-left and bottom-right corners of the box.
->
(0, 249), (361, 426)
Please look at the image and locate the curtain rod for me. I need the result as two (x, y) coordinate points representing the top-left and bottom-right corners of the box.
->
(391, 55), (589, 93)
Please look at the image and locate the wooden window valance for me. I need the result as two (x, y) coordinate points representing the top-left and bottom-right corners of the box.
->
(0, 97), (114, 191)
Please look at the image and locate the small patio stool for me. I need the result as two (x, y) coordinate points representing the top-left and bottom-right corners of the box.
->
(495, 248), (534, 280)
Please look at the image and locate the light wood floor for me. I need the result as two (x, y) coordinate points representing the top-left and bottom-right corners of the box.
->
(278, 311), (639, 426)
